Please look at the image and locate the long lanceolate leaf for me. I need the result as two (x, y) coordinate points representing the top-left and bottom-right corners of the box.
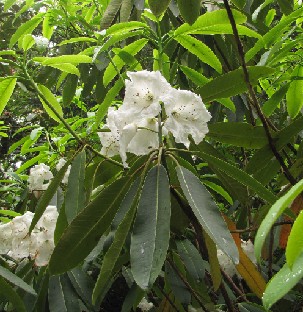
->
(0, 276), (27, 312)
(254, 179), (303, 262)
(49, 176), (132, 275)
(131, 165), (171, 290)
(176, 166), (239, 264)
(0, 78), (17, 115)
(92, 180), (140, 303)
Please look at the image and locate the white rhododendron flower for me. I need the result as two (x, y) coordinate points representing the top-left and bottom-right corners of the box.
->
(33, 35), (49, 50)
(122, 70), (171, 118)
(163, 88), (211, 147)
(56, 158), (71, 184)
(28, 163), (53, 191)
(138, 297), (154, 311)
(0, 206), (58, 266)
(98, 70), (211, 166)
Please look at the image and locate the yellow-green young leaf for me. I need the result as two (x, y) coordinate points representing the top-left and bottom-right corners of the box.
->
(263, 253), (303, 310)
(47, 63), (80, 76)
(58, 37), (97, 46)
(255, 179), (303, 262)
(174, 34), (222, 73)
(148, 0), (171, 16)
(177, 0), (200, 25)
(286, 65), (303, 118)
(4, 0), (17, 11)
(286, 210), (303, 268)
(174, 9), (246, 36)
(33, 55), (92, 65)
(37, 85), (63, 123)
(9, 14), (43, 48)
(0, 78), (17, 115)
(22, 34), (35, 51)
(42, 11), (54, 39)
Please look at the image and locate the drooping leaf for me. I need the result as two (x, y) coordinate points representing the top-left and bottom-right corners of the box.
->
(0, 276), (27, 312)
(49, 176), (132, 275)
(174, 9), (246, 36)
(177, 0), (200, 25)
(48, 64), (80, 76)
(33, 55), (92, 65)
(9, 13), (43, 48)
(120, 0), (134, 22)
(263, 253), (303, 310)
(48, 275), (81, 312)
(65, 150), (86, 223)
(148, 0), (171, 16)
(245, 6), (303, 62)
(286, 65), (303, 118)
(100, 0), (123, 30)
(92, 180), (140, 303)
(207, 122), (267, 149)
(198, 66), (275, 102)
(63, 74), (78, 106)
(198, 152), (277, 204)
(37, 84), (64, 123)
(174, 34), (222, 73)
(286, 210), (303, 268)
(255, 179), (303, 262)
(0, 78), (17, 115)
(176, 166), (239, 264)
(0, 266), (36, 296)
(277, 0), (294, 15)
(180, 65), (209, 86)
(131, 165), (171, 289)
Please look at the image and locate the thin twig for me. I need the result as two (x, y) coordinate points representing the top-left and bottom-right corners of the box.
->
(223, 0), (297, 186)
(156, 282), (180, 312)
(219, 282), (236, 312)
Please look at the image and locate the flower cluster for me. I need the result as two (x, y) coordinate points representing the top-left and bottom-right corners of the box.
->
(98, 71), (211, 166)
(138, 297), (154, 311)
(28, 163), (53, 191)
(0, 206), (58, 266)
(28, 160), (71, 192)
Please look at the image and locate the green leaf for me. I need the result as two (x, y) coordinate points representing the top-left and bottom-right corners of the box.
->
(245, 6), (303, 62)
(174, 9), (247, 35)
(100, 0), (123, 30)
(105, 21), (147, 36)
(131, 165), (171, 289)
(42, 12), (54, 39)
(92, 180), (140, 303)
(262, 83), (289, 117)
(63, 74), (78, 106)
(33, 55), (92, 65)
(176, 239), (206, 281)
(263, 253), (303, 310)
(9, 13), (43, 48)
(176, 166), (239, 264)
(0, 266), (36, 296)
(255, 179), (303, 262)
(180, 65), (209, 86)
(4, 0), (17, 11)
(0, 276), (27, 312)
(286, 65), (303, 118)
(48, 275), (81, 312)
(58, 37), (97, 46)
(177, 0), (200, 25)
(65, 150), (86, 223)
(103, 38), (148, 86)
(29, 157), (73, 233)
(230, 0), (246, 9)
(95, 79), (124, 126)
(277, 0), (294, 15)
(286, 210), (303, 269)
(202, 180), (233, 205)
(37, 84), (63, 123)
(207, 122), (267, 148)
(216, 98), (236, 112)
(22, 34), (35, 51)
(174, 34), (222, 73)
(148, 0), (171, 16)
(198, 66), (275, 102)
(198, 152), (277, 204)
(47, 64), (80, 76)
(0, 78), (17, 115)
(49, 176), (132, 275)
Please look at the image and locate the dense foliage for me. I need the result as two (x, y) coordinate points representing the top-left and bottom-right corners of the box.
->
(1, 0), (303, 311)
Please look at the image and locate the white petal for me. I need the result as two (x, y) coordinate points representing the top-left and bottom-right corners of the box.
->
(119, 123), (138, 167)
